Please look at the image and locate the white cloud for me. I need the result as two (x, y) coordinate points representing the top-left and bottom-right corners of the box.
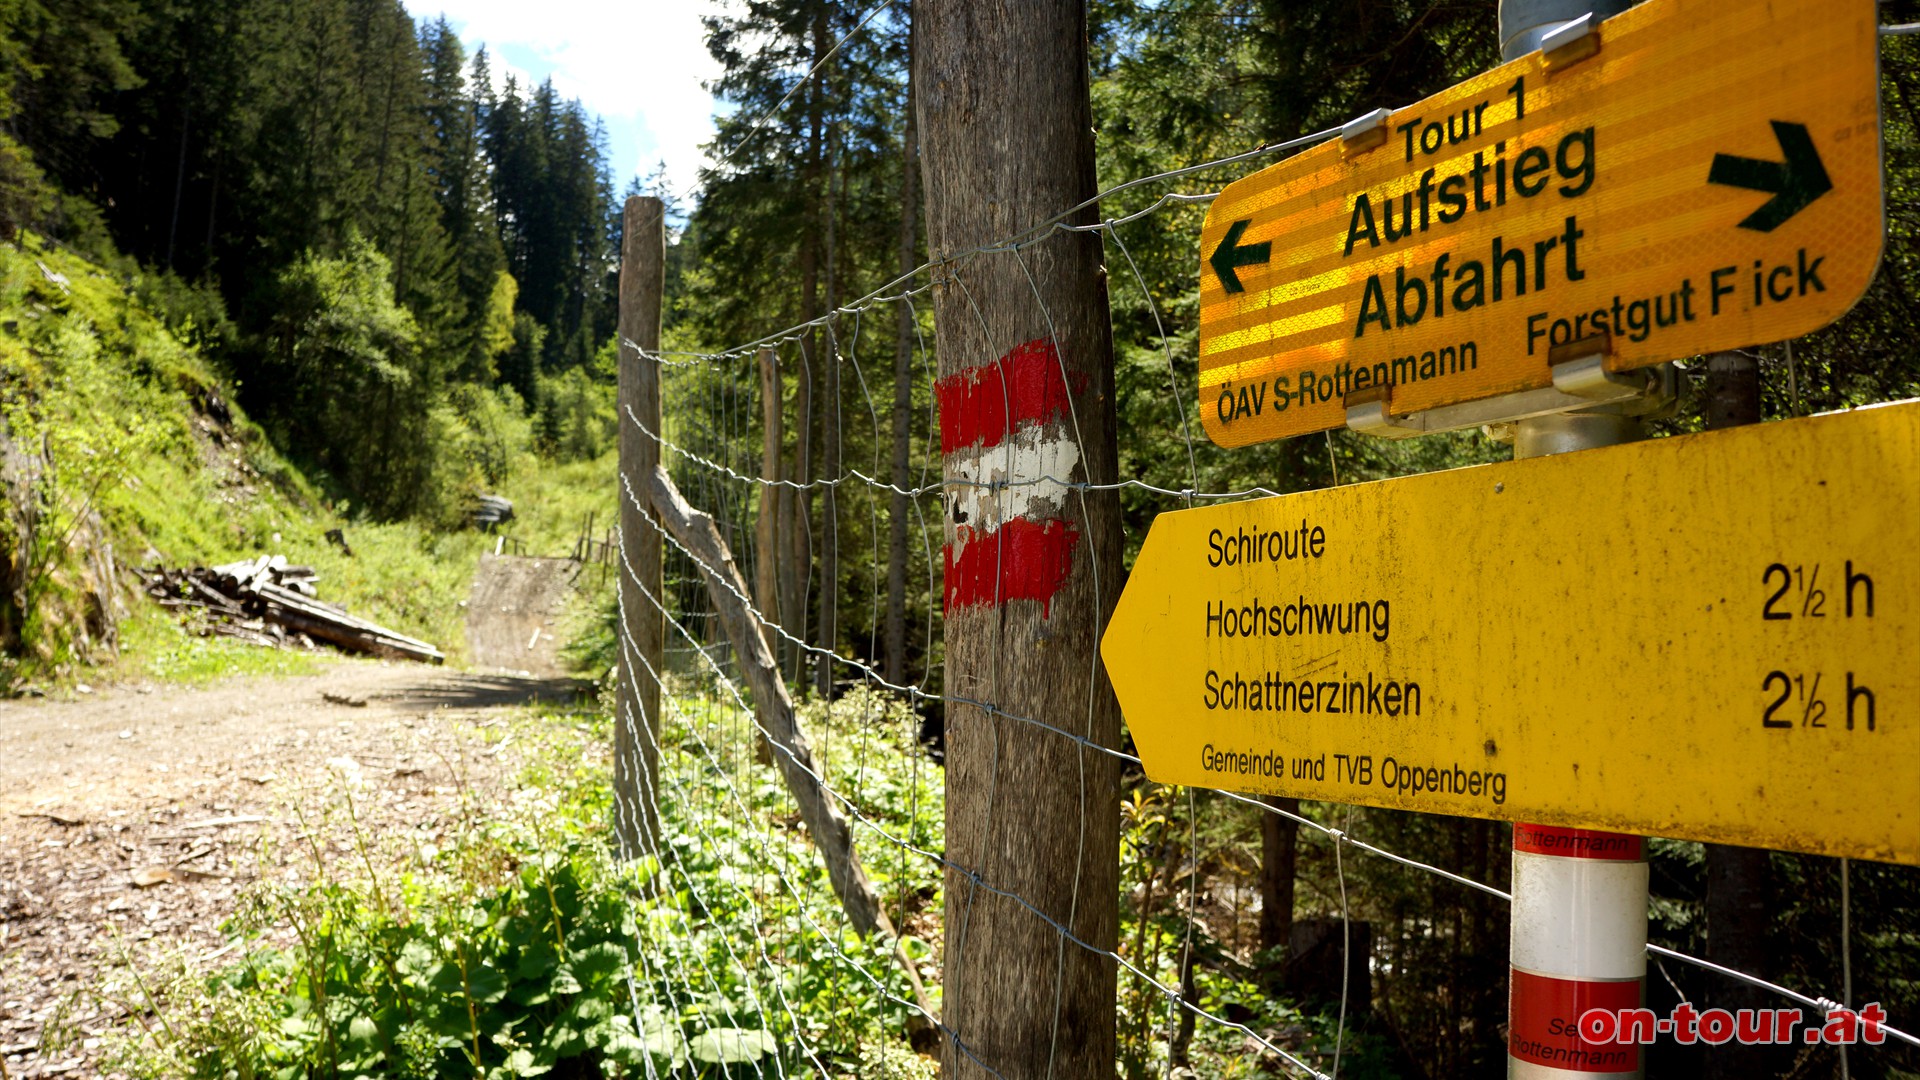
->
(405, 0), (728, 199)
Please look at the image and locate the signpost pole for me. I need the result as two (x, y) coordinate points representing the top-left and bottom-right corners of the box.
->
(1699, 349), (1780, 1080)
(1498, 4), (1648, 1077)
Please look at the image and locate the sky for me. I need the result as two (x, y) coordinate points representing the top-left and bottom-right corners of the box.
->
(400, 0), (732, 204)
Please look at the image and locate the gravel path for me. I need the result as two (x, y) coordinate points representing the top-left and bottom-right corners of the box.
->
(0, 659), (592, 1078)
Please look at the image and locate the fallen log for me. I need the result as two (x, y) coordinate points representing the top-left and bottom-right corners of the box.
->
(258, 601), (442, 664)
(188, 578), (247, 615)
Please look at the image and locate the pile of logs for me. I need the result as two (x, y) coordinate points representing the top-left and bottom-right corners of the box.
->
(472, 494), (514, 531)
(140, 555), (443, 664)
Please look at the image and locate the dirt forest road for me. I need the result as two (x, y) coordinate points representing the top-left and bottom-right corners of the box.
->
(0, 659), (593, 1079)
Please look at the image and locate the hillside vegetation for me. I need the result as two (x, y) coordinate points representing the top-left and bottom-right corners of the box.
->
(0, 231), (614, 687)
(0, 0), (629, 687)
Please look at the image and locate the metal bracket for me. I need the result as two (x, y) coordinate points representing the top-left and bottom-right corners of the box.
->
(1341, 107), (1393, 156)
(1541, 14), (1600, 70)
(1343, 384), (1420, 438)
(1551, 353), (1646, 399)
(1345, 362), (1679, 441)
(1547, 333), (1642, 400)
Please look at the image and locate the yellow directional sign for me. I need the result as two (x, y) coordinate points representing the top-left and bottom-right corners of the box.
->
(1199, 0), (1882, 446)
(1103, 402), (1920, 863)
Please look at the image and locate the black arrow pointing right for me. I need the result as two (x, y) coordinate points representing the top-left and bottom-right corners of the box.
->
(1708, 120), (1833, 233)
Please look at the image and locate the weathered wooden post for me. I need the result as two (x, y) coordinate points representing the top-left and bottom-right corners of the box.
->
(615, 195), (665, 861)
(917, 2), (1125, 1075)
(754, 344), (784, 765)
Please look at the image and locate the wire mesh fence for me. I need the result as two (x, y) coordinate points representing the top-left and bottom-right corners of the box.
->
(606, 29), (1920, 1076)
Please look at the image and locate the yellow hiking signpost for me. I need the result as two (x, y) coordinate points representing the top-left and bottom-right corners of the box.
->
(1102, 401), (1920, 864)
(1198, 0), (1882, 446)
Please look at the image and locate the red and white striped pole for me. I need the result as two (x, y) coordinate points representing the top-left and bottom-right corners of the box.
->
(1493, 3), (1651, 1076)
(1509, 824), (1647, 1077)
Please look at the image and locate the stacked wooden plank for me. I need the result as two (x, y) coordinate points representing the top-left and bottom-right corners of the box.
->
(140, 556), (444, 664)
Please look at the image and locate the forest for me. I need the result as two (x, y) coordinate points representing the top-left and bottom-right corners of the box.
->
(2, 0), (1920, 1077)
(1, 0), (624, 523)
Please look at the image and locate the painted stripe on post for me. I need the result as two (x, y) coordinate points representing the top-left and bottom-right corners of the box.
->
(1514, 824), (1646, 861)
(945, 424), (1082, 531)
(1508, 969), (1642, 1076)
(936, 338), (1085, 455)
(943, 517), (1081, 616)
(938, 339), (1085, 617)
(1510, 853), (1649, 978)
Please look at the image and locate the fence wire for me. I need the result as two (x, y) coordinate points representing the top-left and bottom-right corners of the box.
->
(611, 128), (1917, 1078)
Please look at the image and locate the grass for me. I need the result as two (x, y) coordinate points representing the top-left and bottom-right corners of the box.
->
(489, 450), (618, 563)
(118, 605), (326, 684)
(479, 449), (623, 681)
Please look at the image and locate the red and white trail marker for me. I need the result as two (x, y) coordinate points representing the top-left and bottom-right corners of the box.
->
(937, 338), (1085, 617)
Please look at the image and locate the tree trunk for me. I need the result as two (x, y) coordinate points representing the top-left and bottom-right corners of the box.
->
(918, 3), (1123, 1075)
(1702, 347), (1782, 1080)
(203, 158), (220, 268)
(1705, 349), (1763, 430)
(786, 341), (814, 688)
(755, 345), (785, 765)
(614, 196), (666, 862)
(816, 119), (841, 700)
(785, 5), (827, 691)
(167, 82), (191, 270)
(885, 12), (919, 687)
(1258, 795), (1299, 962)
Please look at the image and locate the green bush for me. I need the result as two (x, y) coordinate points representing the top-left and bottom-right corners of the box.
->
(449, 382), (536, 488)
(0, 132), (51, 240)
(0, 232), (495, 681)
(0, 233), (215, 681)
(114, 692), (947, 1079)
(186, 845), (660, 1080)
(131, 267), (238, 354)
(535, 366), (615, 464)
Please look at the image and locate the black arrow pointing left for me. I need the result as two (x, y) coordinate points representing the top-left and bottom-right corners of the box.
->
(1209, 219), (1270, 294)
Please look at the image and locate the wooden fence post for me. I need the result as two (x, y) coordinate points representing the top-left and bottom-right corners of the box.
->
(785, 340), (813, 689)
(917, 3), (1125, 1074)
(615, 195), (665, 861)
(754, 344), (784, 765)
(642, 462), (934, 1044)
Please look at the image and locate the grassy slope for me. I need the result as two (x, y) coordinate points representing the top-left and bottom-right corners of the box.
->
(0, 234), (613, 686)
